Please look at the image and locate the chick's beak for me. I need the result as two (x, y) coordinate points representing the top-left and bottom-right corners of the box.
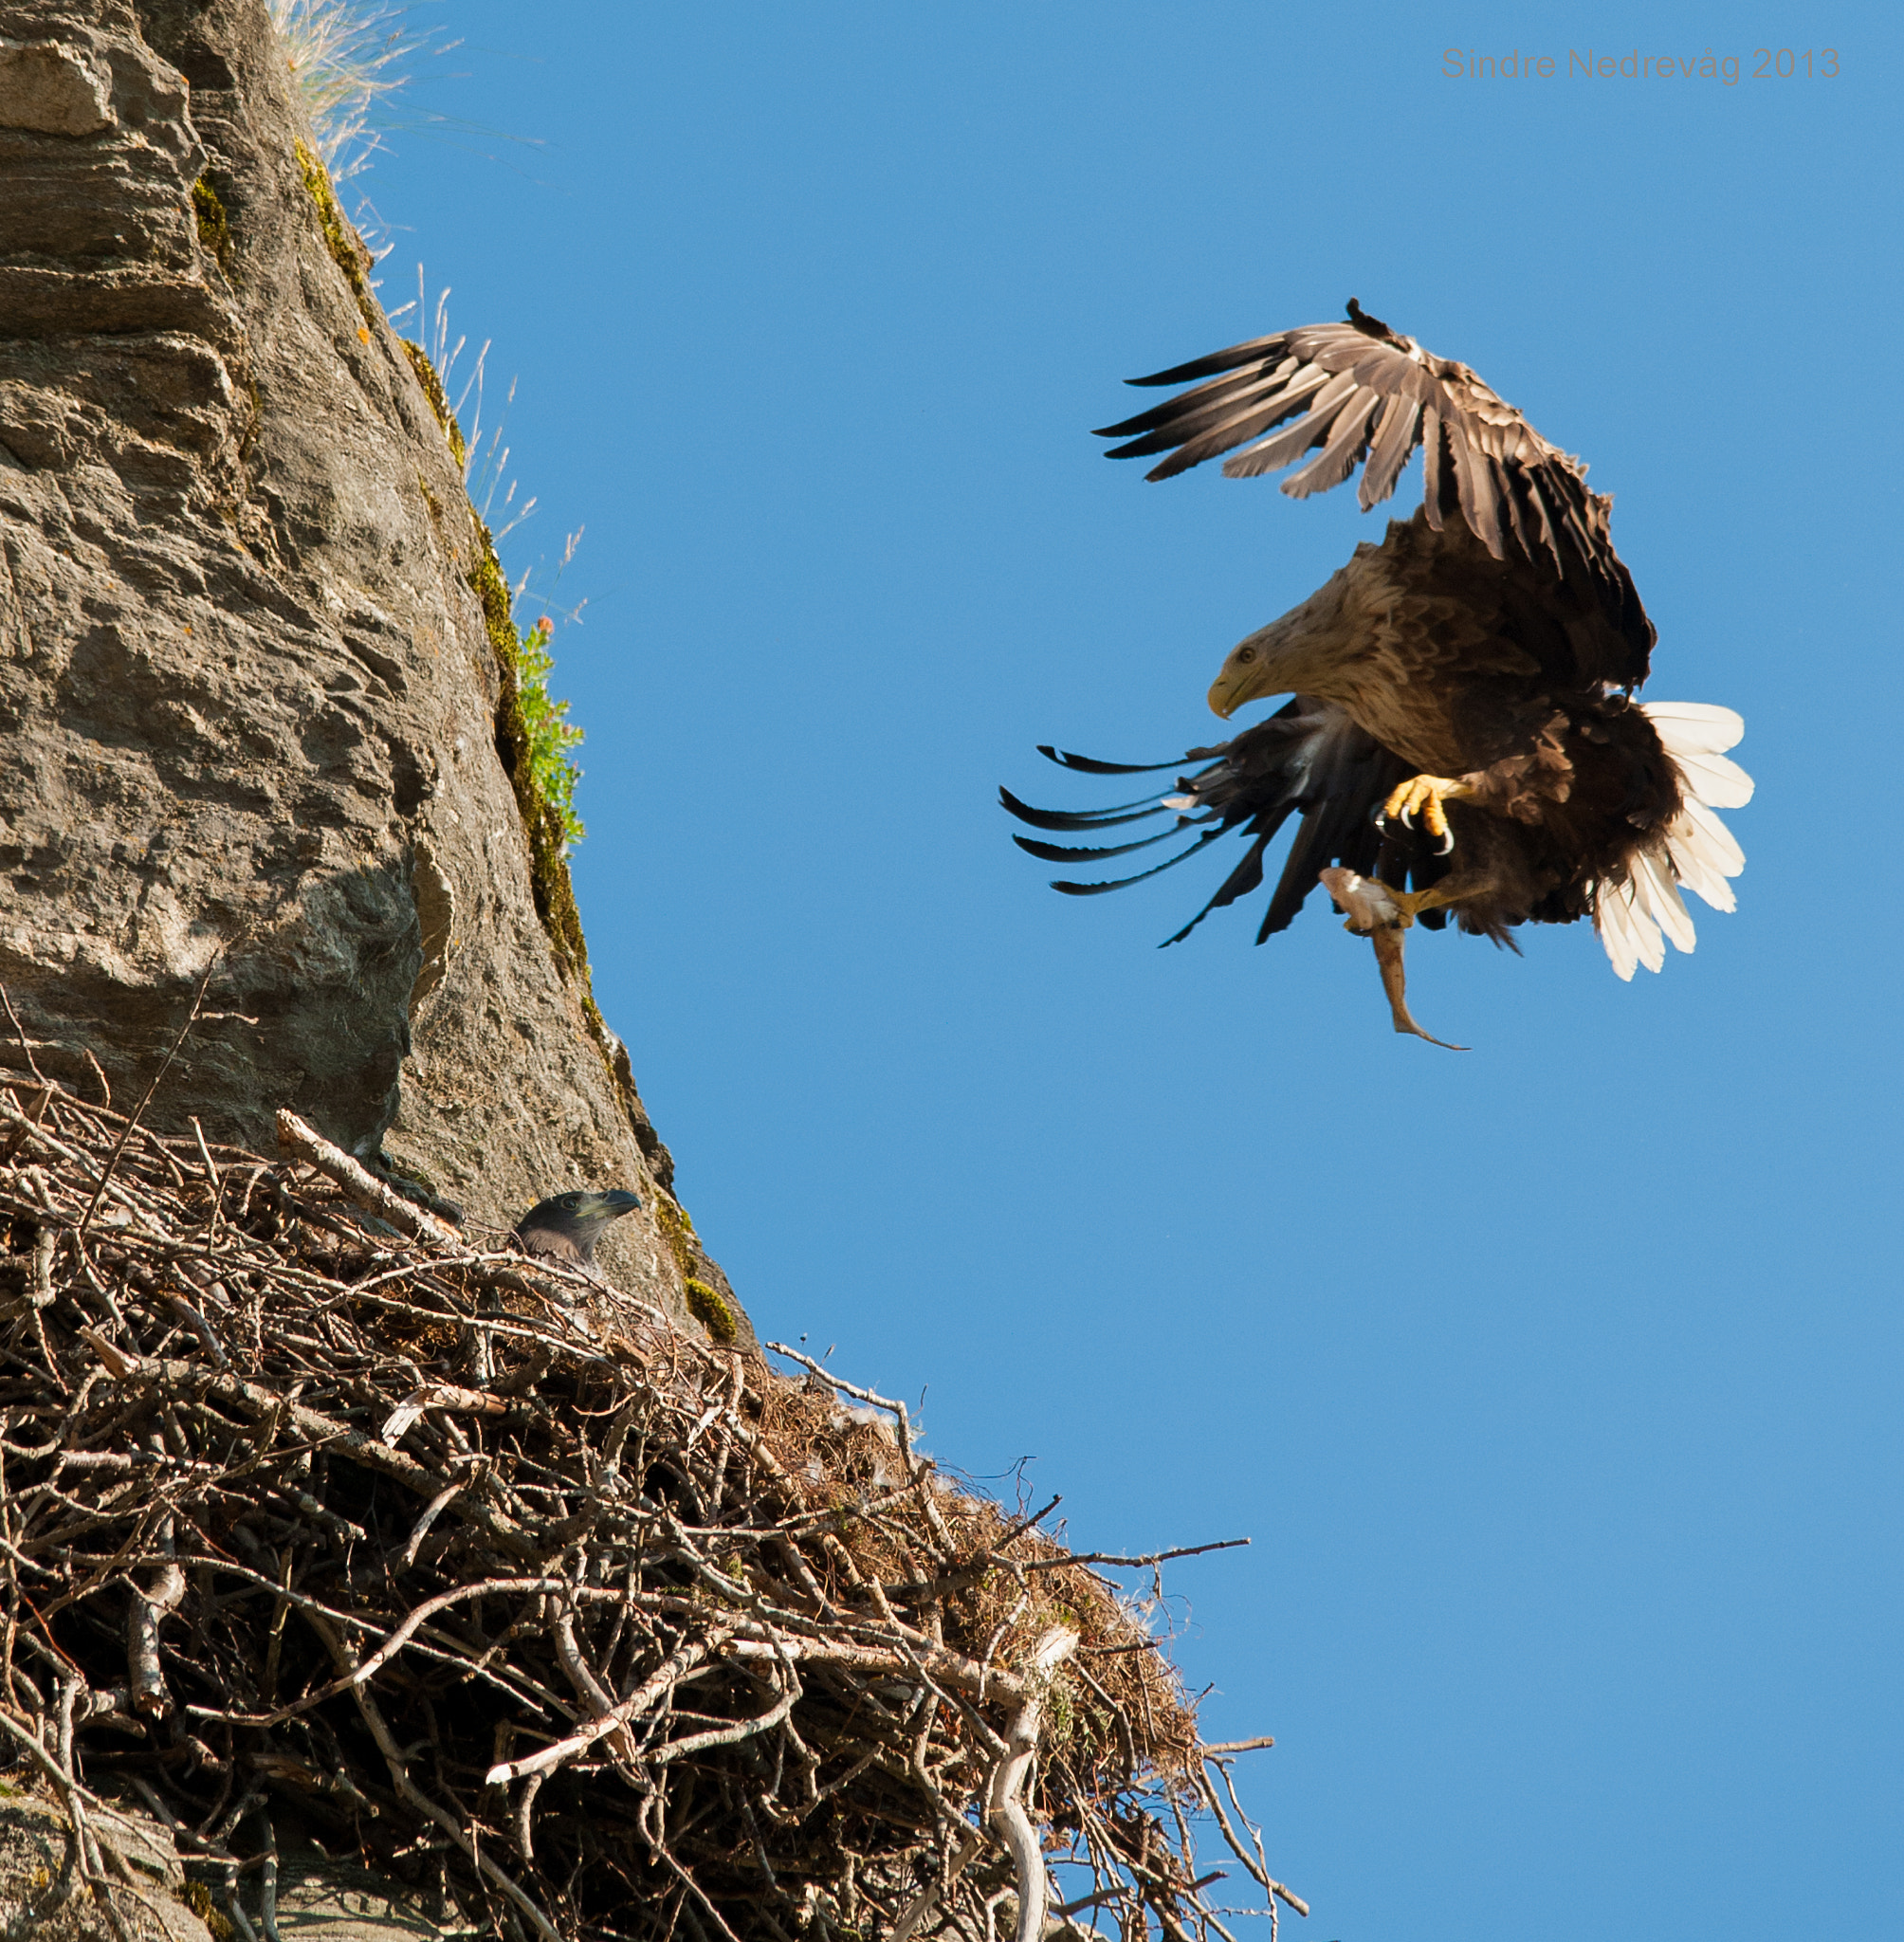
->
(581, 1189), (642, 1221)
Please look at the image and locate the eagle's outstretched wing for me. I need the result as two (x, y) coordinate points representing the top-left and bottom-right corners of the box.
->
(1094, 301), (1642, 636)
(1001, 698), (1451, 945)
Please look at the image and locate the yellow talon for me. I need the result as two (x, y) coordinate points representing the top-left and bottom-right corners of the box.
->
(1380, 774), (1475, 852)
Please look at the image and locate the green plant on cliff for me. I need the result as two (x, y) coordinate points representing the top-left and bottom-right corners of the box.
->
(508, 614), (586, 849)
(468, 537), (594, 991)
(401, 306), (588, 851)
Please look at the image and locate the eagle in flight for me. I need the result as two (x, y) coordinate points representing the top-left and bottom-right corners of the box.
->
(1002, 301), (1752, 1046)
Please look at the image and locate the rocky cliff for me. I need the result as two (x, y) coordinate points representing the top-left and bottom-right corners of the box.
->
(0, 11), (1288, 1942)
(0, 0), (742, 1338)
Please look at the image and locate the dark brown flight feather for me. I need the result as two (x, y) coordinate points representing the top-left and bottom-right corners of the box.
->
(1093, 300), (1647, 645)
(1005, 693), (1449, 947)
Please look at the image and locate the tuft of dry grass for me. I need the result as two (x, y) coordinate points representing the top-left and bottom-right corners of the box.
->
(265, 0), (428, 180)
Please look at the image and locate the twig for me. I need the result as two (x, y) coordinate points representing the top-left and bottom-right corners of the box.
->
(1021, 1536), (1249, 1570)
(889, 1824), (984, 1942)
(308, 1610), (565, 1942)
(77, 958), (220, 1239)
(192, 1118), (222, 1239)
(275, 1109), (461, 1245)
(987, 1623), (1078, 1942)
(0, 984), (46, 1085)
(486, 1633), (720, 1786)
(128, 1514), (186, 1716)
(257, 1805), (282, 1942)
(0, 1081), (52, 1167)
(82, 1049), (112, 1110)
(1199, 1761), (1309, 1918)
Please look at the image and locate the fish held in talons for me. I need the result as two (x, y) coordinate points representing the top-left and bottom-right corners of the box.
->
(1319, 867), (1469, 1051)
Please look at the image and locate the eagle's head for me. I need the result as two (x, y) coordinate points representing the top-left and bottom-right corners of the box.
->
(513, 1188), (642, 1268)
(1205, 569), (1358, 719)
(1207, 627), (1334, 719)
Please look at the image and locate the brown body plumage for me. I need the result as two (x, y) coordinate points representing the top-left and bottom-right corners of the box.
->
(1207, 504), (1684, 944)
(1003, 303), (1752, 1037)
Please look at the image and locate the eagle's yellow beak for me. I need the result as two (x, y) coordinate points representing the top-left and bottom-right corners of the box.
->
(1208, 637), (1276, 719)
(1208, 659), (1251, 718)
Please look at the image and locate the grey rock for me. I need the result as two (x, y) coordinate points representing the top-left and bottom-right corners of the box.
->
(0, 1789), (470, 1942)
(0, 0), (747, 1329)
(0, 39), (115, 135)
(272, 1841), (467, 1940)
(0, 1788), (208, 1941)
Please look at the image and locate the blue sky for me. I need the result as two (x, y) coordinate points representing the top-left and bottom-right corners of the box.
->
(358, 5), (1901, 1935)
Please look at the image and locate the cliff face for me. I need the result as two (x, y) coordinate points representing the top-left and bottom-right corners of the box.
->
(0, 0), (741, 1335)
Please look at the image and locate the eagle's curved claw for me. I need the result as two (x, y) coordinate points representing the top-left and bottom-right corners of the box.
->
(1381, 774), (1476, 852)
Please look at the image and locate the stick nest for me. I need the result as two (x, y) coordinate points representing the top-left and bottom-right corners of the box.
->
(0, 1078), (1302, 1941)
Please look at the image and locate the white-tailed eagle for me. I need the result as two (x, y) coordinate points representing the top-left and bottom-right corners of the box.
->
(1002, 302), (1751, 1045)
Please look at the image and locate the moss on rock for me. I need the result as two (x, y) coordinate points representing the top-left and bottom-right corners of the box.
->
(653, 1196), (739, 1344)
(399, 338), (467, 468)
(293, 137), (376, 329)
(191, 174), (232, 276)
(684, 1275), (740, 1345)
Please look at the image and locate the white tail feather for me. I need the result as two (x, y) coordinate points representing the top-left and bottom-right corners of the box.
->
(1663, 800), (1741, 912)
(1634, 701), (1744, 755)
(1612, 875), (1665, 974)
(1671, 794), (1746, 878)
(1589, 702), (1751, 980)
(1596, 878), (1644, 980)
(1633, 847), (1696, 953)
(1660, 745), (1754, 809)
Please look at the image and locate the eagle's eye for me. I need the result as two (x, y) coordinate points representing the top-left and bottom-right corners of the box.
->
(1236, 646), (1256, 665)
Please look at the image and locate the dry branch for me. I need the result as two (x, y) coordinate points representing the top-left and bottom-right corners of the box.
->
(274, 1109), (461, 1245)
(0, 1077), (1300, 1939)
